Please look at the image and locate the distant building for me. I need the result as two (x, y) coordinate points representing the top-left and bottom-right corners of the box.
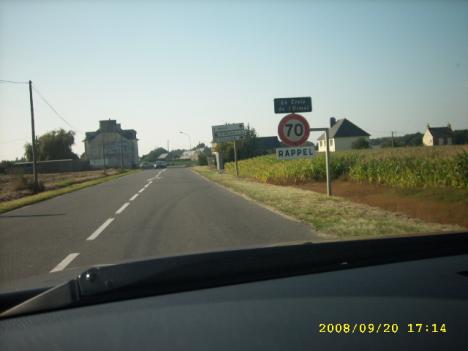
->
(423, 124), (454, 146)
(318, 117), (370, 152)
(179, 150), (200, 161)
(84, 119), (139, 168)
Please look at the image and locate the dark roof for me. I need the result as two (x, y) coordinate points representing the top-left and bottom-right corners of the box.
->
(256, 136), (281, 150)
(318, 118), (370, 140)
(427, 127), (453, 138)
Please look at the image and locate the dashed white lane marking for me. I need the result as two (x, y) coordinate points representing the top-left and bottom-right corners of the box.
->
(129, 194), (139, 201)
(115, 202), (130, 215)
(138, 187), (146, 193)
(87, 218), (115, 241)
(50, 253), (80, 273)
(147, 169), (167, 181)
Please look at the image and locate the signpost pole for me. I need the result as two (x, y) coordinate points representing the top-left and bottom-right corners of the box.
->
(325, 129), (332, 196)
(310, 127), (332, 196)
(233, 140), (239, 177)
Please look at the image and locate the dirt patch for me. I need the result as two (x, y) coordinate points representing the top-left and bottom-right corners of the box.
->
(295, 180), (468, 229)
(0, 169), (121, 202)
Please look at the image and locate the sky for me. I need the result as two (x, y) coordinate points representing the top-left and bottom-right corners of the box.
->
(1, 0), (467, 160)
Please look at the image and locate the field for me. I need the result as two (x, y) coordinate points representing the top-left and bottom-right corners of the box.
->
(224, 145), (468, 189)
(0, 169), (126, 202)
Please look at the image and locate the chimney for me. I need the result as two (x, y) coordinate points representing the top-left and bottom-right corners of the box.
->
(330, 117), (336, 127)
(447, 123), (452, 130)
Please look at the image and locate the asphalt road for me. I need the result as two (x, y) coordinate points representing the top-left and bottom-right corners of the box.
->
(0, 168), (321, 290)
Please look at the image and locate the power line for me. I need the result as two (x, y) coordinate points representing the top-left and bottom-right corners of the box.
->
(0, 79), (28, 84)
(31, 84), (78, 131)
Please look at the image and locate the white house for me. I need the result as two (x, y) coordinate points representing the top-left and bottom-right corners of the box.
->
(317, 118), (370, 152)
(423, 124), (454, 146)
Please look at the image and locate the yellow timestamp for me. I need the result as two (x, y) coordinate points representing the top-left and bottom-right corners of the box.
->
(318, 323), (447, 334)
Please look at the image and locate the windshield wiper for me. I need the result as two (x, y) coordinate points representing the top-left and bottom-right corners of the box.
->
(2, 231), (468, 319)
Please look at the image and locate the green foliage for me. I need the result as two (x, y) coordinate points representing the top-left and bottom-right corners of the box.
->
(140, 147), (168, 162)
(215, 125), (257, 162)
(371, 132), (423, 148)
(351, 137), (370, 149)
(453, 130), (468, 145)
(224, 146), (468, 189)
(24, 129), (78, 161)
(198, 153), (208, 166)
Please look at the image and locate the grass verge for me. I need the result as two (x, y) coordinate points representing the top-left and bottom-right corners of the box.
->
(193, 166), (464, 239)
(0, 170), (139, 214)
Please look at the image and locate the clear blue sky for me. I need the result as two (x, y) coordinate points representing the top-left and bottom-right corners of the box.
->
(1, 0), (467, 160)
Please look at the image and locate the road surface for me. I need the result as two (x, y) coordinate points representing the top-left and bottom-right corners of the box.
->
(0, 168), (321, 290)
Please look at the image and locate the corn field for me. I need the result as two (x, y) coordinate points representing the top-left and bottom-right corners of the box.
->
(224, 145), (468, 189)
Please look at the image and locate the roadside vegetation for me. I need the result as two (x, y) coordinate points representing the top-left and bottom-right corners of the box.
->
(0, 169), (138, 213)
(223, 145), (468, 189)
(193, 166), (463, 238)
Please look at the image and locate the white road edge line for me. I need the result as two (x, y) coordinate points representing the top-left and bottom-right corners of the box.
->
(129, 194), (139, 201)
(87, 218), (115, 241)
(50, 253), (80, 273)
(115, 202), (130, 215)
(138, 187), (146, 193)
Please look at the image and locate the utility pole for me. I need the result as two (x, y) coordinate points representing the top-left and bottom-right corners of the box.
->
(28, 80), (39, 191)
(167, 140), (170, 152)
(391, 131), (395, 148)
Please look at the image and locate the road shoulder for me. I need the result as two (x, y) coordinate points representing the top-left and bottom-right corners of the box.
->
(192, 166), (463, 239)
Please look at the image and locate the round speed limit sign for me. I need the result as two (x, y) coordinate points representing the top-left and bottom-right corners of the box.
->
(277, 114), (310, 146)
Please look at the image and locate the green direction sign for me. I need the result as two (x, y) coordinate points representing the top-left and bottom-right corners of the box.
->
(274, 97), (312, 114)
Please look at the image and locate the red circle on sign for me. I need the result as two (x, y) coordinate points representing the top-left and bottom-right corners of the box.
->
(278, 114), (310, 146)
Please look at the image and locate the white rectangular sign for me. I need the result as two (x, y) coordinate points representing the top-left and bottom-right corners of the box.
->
(212, 123), (245, 143)
(212, 123), (244, 133)
(276, 146), (315, 160)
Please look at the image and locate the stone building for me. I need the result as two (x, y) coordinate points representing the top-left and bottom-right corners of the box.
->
(84, 120), (139, 168)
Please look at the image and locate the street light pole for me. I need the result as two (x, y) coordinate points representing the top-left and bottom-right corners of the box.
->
(179, 131), (192, 150)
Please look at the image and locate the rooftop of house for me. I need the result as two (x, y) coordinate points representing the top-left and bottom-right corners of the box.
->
(318, 118), (370, 140)
(426, 124), (454, 139)
(84, 119), (137, 142)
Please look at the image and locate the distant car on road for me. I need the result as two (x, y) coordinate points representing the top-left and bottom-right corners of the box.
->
(154, 161), (167, 169)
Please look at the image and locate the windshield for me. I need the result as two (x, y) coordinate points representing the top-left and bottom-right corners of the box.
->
(0, 0), (467, 293)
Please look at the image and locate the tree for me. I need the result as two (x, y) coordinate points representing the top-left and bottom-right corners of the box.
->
(351, 137), (370, 149)
(140, 147), (168, 162)
(198, 153), (208, 165)
(214, 125), (257, 162)
(24, 129), (78, 161)
(454, 130), (468, 144)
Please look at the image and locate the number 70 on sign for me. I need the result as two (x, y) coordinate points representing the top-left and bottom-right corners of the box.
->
(277, 114), (311, 147)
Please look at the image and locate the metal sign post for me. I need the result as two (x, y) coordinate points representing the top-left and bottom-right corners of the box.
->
(212, 123), (245, 177)
(310, 127), (332, 196)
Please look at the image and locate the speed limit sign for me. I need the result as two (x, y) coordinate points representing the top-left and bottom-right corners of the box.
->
(277, 114), (310, 146)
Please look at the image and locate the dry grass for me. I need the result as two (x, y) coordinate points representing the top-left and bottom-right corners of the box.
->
(193, 166), (464, 239)
(0, 169), (124, 202)
(0, 169), (139, 214)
